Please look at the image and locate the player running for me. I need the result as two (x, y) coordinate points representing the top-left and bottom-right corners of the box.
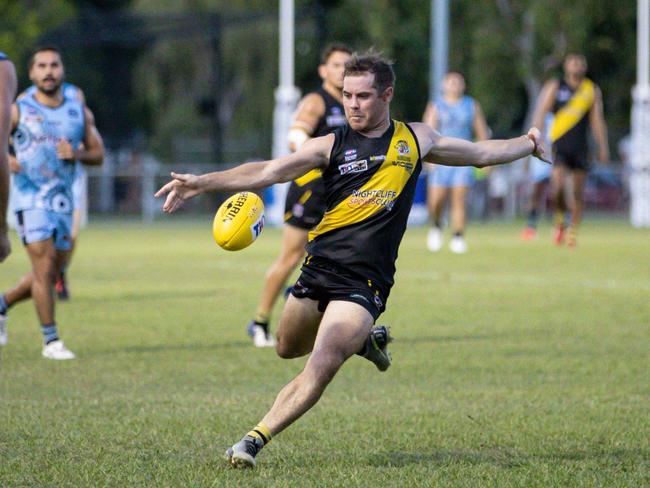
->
(247, 43), (351, 347)
(0, 46), (104, 358)
(17, 82), (88, 299)
(156, 52), (549, 468)
(422, 71), (489, 253)
(532, 54), (609, 247)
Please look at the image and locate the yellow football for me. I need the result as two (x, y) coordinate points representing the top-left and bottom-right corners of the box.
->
(212, 192), (265, 251)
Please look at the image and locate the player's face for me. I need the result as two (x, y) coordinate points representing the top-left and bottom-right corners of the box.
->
(342, 72), (393, 131)
(564, 56), (587, 78)
(321, 51), (352, 90)
(442, 73), (465, 98)
(30, 51), (64, 96)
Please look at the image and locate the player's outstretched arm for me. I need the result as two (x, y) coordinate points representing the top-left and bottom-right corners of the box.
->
(155, 134), (334, 213)
(413, 123), (549, 168)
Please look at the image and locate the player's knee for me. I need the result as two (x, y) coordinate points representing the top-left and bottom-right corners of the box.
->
(34, 261), (57, 284)
(275, 336), (307, 359)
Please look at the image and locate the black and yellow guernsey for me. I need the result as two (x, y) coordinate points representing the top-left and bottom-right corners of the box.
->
(306, 119), (422, 294)
(550, 78), (595, 156)
(293, 87), (347, 188)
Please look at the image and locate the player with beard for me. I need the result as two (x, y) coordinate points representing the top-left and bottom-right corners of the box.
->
(156, 52), (549, 468)
(247, 43), (351, 347)
(0, 47), (104, 358)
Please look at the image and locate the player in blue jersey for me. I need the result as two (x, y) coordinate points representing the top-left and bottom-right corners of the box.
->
(0, 52), (17, 266)
(18, 82), (87, 299)
(423, 71), (489, 253)
(0, 47), (104, 358)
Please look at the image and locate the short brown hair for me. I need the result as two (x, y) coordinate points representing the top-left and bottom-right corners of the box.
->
(28, 46), (63, 70)
(320, 43), (352, 64)
(344, 50), (395, 94)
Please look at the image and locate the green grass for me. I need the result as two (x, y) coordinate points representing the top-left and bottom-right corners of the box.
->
(0, 219), (648, 487)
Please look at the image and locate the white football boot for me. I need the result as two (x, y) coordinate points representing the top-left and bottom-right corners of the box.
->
(426, 227), (443, 252)
(252, 325), (276, 348)
(449, 235), (468, 254)
(42, 340), (76, 360)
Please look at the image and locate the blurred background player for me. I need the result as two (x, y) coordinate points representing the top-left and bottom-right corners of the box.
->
(246, 43), (351, 347)
(521, 113), (554, 240)
(18, 82), (87, 299)
(423, 71), (489, 253)
(0, 46), (104, 358)
(0, 52), (17, 266)
(532, 53), (609, 247)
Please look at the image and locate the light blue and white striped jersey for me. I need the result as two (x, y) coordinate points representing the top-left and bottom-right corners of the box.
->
(435, 95), (475, 141)
(11, 90), (86, 213)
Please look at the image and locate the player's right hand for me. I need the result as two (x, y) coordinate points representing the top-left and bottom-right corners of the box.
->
(0, 228), (11, 262)
(155, 172), (203, 213)
(527, 127), (552, 164)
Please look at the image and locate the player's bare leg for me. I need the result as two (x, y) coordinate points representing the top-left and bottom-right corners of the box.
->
(226, 301), (374, 468)
(449, 185), (469, 253)
(567, 169), (587, 248)
(55, 209), (80, 300)
(274, 294), (323, 358)
(426, 185), (448, 252)
(551, 165), (569, 245)
(248, 225), (308, 347)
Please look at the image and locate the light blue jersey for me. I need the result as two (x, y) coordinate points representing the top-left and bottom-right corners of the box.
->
(435, 95), (475, 141)
(20, 83), (87, 208)
(428, 95), (476, 188)
(12, 90), (85, 214)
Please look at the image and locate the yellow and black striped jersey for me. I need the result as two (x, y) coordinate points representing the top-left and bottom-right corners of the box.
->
(306, 120), (422, 293)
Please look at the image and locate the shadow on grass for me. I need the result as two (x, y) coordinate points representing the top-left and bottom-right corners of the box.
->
(80, 289), (218, 304)
(92, 340), (253, 356)
(397, 334), (496, 345)
(368, 447), (646, 469)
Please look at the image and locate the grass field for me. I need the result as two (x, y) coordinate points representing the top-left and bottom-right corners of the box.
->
(0, 219), (648, 487)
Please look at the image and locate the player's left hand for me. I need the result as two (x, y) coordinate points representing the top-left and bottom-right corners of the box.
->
(155, 172), (204, 213)
(527, 127), (552, 164)
(56, 139), (76, 161)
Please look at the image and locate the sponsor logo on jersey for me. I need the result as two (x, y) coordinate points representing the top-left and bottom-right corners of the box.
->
(395, 140), (410, 156)
(338, 159), (368, 175)
(348, 189), (396, 211)
(326, 108), (347, 127)
(392, 160), (414, 173)
(344, 149), (357, 162)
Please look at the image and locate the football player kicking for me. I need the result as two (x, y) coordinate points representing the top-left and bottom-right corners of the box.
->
(156, 51), (549, 469)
